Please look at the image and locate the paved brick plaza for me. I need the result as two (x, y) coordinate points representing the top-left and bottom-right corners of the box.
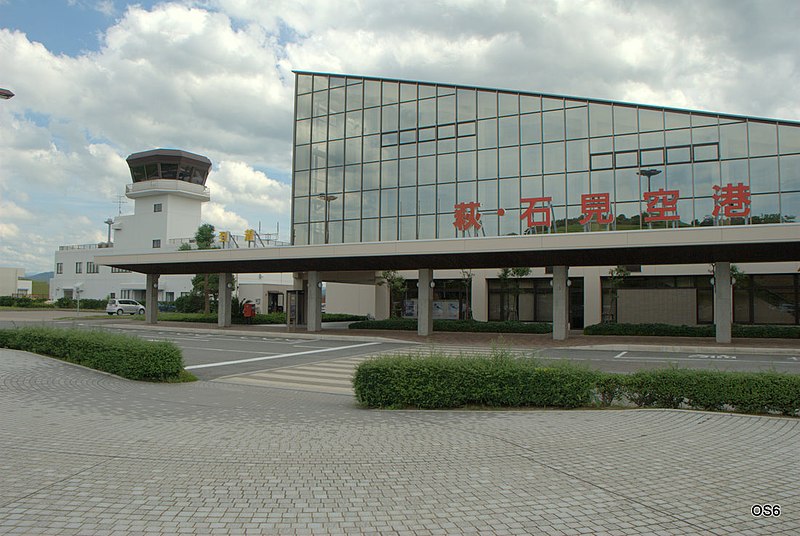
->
(1, 348), (797, 535)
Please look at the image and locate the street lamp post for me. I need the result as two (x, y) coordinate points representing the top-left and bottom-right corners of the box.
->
(637, 168), (662, 229)
(316, 193), (338, 244)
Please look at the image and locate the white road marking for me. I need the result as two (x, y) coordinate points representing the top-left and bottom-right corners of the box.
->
(181, 346), (277, 355)
(185, 342), (382, 370)
(613, 351), (628, 359)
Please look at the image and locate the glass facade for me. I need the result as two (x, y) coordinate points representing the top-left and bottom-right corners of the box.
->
(292, 72), (800, 245)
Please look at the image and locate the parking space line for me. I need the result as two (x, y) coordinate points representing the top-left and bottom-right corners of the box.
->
(185, 342), (382, 370)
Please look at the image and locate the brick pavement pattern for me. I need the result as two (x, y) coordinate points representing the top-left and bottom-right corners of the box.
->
(1, 348), (798, 535)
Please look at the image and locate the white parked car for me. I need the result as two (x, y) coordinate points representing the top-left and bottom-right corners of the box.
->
(106, 299), (146, 316)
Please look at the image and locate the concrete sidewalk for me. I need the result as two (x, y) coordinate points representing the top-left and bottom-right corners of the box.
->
(1, 348), (798, 535)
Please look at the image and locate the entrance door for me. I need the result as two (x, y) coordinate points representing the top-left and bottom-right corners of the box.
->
(569, 279), (584, 329)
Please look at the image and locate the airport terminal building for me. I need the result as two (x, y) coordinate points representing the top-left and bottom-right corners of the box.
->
(102, 72), (800, 341)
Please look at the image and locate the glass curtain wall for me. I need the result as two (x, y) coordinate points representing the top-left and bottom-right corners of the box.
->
(292, 72), (800, 245)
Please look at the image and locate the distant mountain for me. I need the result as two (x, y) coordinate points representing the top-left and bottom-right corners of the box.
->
(26, 272), (54, 281)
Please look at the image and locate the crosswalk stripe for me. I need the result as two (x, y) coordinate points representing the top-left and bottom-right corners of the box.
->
(213, 345), (540, 394)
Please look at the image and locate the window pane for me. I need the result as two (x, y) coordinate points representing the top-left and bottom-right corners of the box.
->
(477, 149), (498, 179)
(362, 218), (379, 242)
(499, 178), (519, 208)
(590, 153), (613, 171)
(499, 147), (519, 178)
(566, 139), (589, 172)
(346, 83), (362, 111)
(344, 192), (361, 220)
(665, 111), (690, 130)
(567, 172), (589, 205)
(542, 110), (565, 142)
(312, 116), (327, 143)
(613, 106), (637, 134)
(477, 91), (497, 118)
(520, 95), (540, 113)
(364, 80), (381, 107)
(565, 106), (588, 139)
(363, 134), (380, 162)
(437, 153), (456, 183)
(778, 124), (800, 154)
(296, 93), (312, 120)
(639, 108), (663, 132)
(382, 104), (398, 131)
(381, 189), (397, 216)
(749, 121), (778, 157)
(381, 160), (398, 188)
(457, 151), (476, 181)
(399, 216), (416, 240)
(498, 93), (519, 116)
(418, 156), (436, 184)
(296, 119), (311, 145)
(666, 163), (692, 198)
(719, 122), (747, 159)
(692, 126), (718, 144)
(478, 180), (498, 210)
(363, 162), (380, 189)
(328, 140), (344, 168)
(639, 131), (664, 149)
(520, 113), (541, 144)
(437, 183), (456, 213)
(720, 159), (747, 191)
(345, 110), (362, 137)
(297, 74), (313, 94)
(667, 146), (691, 164)
(400, 83), (417, 102)
(312, 90), (328, 116)
(328, 113), (344, 140)
(543, 143), (565, 173)
(693, 144), (719, 162)
(750, 157), (779, 193)
(437, 95), (455, 124)
(419, 98), (436, 127)
(418, 185), (436, 213)
(364, 107), (380, 134)
(694, 161), (720, 197)
(294, 170), (309, 196)
(615, 150), (638, 168)
(418, 214), (436, 238)
(457, 89), (476, 121)
(640, 148), (664, 166)
(329, 87), (345, 114)
(477, 119), (498, 149)
(521, 145), (542, 175)
(499, 116), (519, 146)
(780, 154), (800, 191)
(399, 187), (416, 215)
(589, 103), (612, 137)
(382, 81), (398, 104)
(399, 158), (416, 186)
(345, 165), (362, 192)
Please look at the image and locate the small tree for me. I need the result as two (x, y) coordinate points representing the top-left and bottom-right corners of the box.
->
(460, 269), (474, 320)
(378, 270), (407, 318)
(607, 265), (630, 323)
(498, 267), (531, 321)
(194, 223), (216, 314)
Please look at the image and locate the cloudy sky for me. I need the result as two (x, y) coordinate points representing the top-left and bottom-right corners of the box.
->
(1, 0), (799, 273)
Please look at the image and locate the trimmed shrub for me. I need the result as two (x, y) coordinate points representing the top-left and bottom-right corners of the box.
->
(349, 318), (552, 334)
(354, 352), (800, 416)
(353, 352), (596, 409)
(585, 323), (800, 339)
(0, 327), (186, 381)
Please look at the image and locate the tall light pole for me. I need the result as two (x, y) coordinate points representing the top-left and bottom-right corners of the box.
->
(317, 193), (338, 244)
(0, 88), (14, 100)
(637, 168), (662, 229)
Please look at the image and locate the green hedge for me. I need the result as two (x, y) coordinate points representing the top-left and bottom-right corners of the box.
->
(584, 323), (800, 339)
(348, 318), (552, 333)
(55, 297), (108, 310)
(354, 351), (596, 409)
(151, 312), (366, 324)
(0, 296), (55, 308)
(353, 353), (800, 415)
(0, 327), (187, 381)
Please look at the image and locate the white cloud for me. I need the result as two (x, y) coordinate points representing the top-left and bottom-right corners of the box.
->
(2, 0), (800, 272)
(201, 202), (249, 231)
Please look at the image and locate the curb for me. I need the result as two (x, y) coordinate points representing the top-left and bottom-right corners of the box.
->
(563, 344), (800, 356)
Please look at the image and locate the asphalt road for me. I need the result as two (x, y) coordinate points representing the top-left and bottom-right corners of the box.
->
(535, 347), (800, 373)
(1, 312), (798, 380)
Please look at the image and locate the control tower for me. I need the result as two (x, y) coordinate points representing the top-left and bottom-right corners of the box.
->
(112, 149), (212, 251)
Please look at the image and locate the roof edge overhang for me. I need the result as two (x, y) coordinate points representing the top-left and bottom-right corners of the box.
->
(97, 224), (800, 276)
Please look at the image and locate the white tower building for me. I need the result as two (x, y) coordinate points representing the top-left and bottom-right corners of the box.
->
(51, 149), (212, 303)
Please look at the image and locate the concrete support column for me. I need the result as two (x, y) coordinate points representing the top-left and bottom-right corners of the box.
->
(714, 262), (732, 343)
(583, 268), (603, 327)
(374, 276), (390, 320)
(145, 274), (159, 325)
(552, 266), (570, 340)
(471, 274), (487, 322)
(418, 269), (434, 336)
(307, 271), (322, 332)
(218, 273), (233, 328)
